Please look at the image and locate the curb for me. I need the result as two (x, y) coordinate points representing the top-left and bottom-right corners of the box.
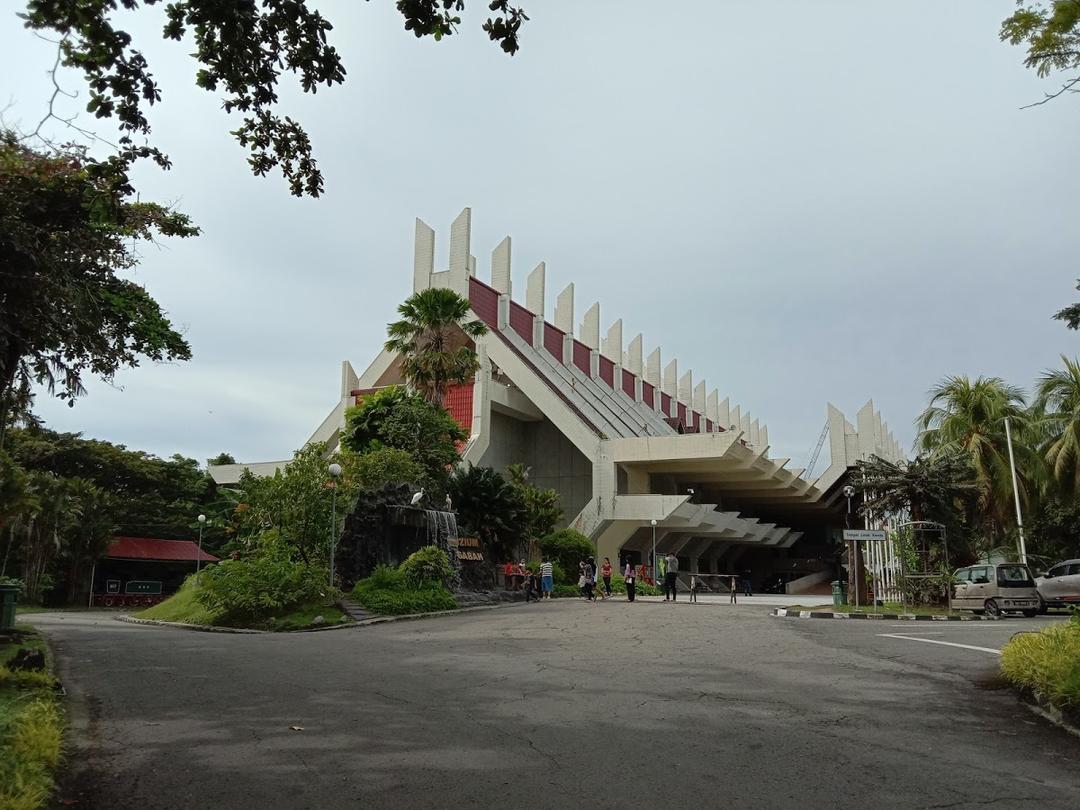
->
(1019, 692), (1080, 740)
(116, 602), (522, 634)
(770, 608), (1002, 621)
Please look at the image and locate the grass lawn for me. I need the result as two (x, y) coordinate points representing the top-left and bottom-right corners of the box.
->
(0, 624), (64, 810)
(786, 602), (960, 616)
(136, 578), (349, 631)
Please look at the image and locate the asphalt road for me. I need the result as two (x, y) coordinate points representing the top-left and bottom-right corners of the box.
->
(28, 604), (1080, 810)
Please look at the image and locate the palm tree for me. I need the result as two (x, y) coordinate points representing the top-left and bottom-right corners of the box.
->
(1033, 355), (1080, 496)
(385, 288), (488, 407)
(856, 452), (976, 525)
(916, 375), (1035, 537)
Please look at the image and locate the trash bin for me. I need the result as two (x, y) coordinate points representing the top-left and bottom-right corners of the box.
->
(0, 583), (20, 630)
(831, 580), (848, 607)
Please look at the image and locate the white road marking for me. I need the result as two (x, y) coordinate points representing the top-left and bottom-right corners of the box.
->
(884, 629), (944, 634)
(877, 633), (1002, 655)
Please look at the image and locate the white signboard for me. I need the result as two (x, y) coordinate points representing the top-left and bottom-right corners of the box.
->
(842, 529), (888, 542)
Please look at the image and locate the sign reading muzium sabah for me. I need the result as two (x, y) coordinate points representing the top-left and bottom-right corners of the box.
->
(842, 529), (888, 542)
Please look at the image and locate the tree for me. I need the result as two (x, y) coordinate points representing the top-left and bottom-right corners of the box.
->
(21, 1), (529, 196)
(353, 447), (426, 492)
(235, 442), (361, 563)
(856, 453), (977, 523)
(506, 464), (561, 541)
(341, 385), (465, 488)
(538, 528), (593, 584)
(1033, 355), (1080, 495)
(1001, 1), (1080, 107)
(917, 375), (1037, 536)
(384, 288), (488, 407)
(209, 452), (237, 466)
(0, 134), (196, 440)
(446, 464), (525, 561)
(1052, 280), (1080, 330)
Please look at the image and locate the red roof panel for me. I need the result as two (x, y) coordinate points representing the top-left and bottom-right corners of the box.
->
(106, 537), (219, 563)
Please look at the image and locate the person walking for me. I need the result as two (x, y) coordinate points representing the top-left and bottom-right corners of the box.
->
(742, 572), (753, 596)
(624, 560), (637, 602)
(664, 552), (679, 602)
(539, 556), (554, 600)
(729, 575), (738, 604)
(601, 557), (613, 598)
(689, 574), (698, 603)
(582, 558), (598, 602)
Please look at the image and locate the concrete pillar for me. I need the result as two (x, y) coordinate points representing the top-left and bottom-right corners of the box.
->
(448, 207), (471, 297)
(580, 302), (600, 350)
(663, 359), (678, 416)
(730, 405), (742, 434)
(627, 334), (643, 376)
(491, 236), (511, 295)
(603, 319), (623, 363)
(526, 262), (545, 316)
(413, 218), (435, 292)
(678, 369), (693, 408)
(646, 348), (661, 387)
(555, 283), (574, 335)
(707, 389), (719, 430)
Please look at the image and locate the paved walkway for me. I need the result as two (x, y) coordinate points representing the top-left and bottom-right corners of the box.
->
(29, 606), (1080, 809)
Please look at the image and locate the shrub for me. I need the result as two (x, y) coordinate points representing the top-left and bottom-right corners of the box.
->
(354, 446), (426, 491)
(197, 544), (332, 621)
(1001, 619), (1080, 710)
(0, 667), (57, 690)
(0, 697), (64, 810)
(400, 545), (454, 589)
(352, 584), (457, 615)
(539, 529), (593, 583)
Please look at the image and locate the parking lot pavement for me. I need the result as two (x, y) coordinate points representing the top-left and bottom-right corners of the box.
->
(27, 607), (1080, 810)
(787, 614), (1072, 681)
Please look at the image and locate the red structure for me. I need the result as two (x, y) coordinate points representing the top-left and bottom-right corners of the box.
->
(91, 538), (218, 608)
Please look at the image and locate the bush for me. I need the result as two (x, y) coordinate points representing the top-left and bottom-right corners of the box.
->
(539, 529), (593, 583)
(352, 583), (457, 615)
(607, 573), (662, 597)
(197, 544), (332, 621)
(1001, 616), (1080, 710)
(0, 697), (63, 810)
(400, 545), (454, 589)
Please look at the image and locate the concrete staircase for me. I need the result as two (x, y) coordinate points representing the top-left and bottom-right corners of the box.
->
(338, 599), (374, 622)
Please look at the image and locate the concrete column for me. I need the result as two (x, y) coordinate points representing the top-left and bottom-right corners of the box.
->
(555, 283), (575, 335)
(627, 334), (643, 376)
(491, 236), (512, 295)
(532, 315), (544, 350)
(580, 302), (600, 350)
(413, 218), (435, 292)
(603, 319), (623, 362)
(562, 333), (574, 366)
(448, 207), (471, 297)
(497, 293), (510, 330)
(663, 359), (678, 416)
(526, 262), (545, 316)
(589, 350), (600, 379)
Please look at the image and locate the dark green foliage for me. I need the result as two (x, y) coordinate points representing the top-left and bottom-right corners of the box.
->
(352, 563), (457, 615)
(341, 386), (464, 491)
(197, 543), (332, 621)
(352, 447), (427, 492)
(506, 464), (562, 540)
(1052, 281), (1080, 330)
(1027, 500), (1080, 564)
(856, 453), (977, 526)
(447, 465), (526, 561)
(400, 545), (454, 589)
(0, 134), (196, 434)
(22, 1), (528, 195)
(538, 529), (594, 583)
(384, 288), (488, 407)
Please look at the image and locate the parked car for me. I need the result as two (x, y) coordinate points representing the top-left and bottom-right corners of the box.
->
(1035, 559), (1080, 611)
(950, 563), (1040, 617)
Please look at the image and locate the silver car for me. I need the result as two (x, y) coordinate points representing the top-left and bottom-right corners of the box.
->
(950, 563), (1040, 617)
(1035, 558), (1080, 611)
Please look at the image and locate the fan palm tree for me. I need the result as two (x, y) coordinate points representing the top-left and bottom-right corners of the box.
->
(856, 452), (976, 524)
(384, 288), (488, 408)
(916, 375), (1034, 537)
(1033, 355), (1080, 496)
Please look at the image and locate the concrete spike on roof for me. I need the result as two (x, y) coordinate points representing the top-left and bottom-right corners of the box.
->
(627, 334), (643, 376)
(580, 302), (600, 350)
(646, 347), (661, 388)
(678, 370), (693, 405)
(490, 236), (511, 294)
(602, 319), (623, 363)
(526, 262), (545, 317)
(554, 283), (574, 334)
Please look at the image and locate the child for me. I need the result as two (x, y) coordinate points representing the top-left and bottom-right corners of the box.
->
(729, 575), (738, 604)
(689, 575), (698, 603)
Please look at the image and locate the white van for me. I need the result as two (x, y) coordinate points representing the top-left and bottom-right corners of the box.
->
(950, 563), (1040, 617)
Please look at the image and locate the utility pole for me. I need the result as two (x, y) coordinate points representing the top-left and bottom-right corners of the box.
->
(1003, 416), (1028, 565)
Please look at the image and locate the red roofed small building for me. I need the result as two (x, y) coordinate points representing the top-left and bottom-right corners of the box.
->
(91, 537), (219, 608)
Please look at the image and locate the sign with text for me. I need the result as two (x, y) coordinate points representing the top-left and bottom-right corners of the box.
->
(451, 537), (485, 562)
(842, 529), (888, 542)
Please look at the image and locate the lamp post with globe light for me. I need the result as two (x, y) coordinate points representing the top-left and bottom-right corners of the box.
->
(328, 463), (342, 586)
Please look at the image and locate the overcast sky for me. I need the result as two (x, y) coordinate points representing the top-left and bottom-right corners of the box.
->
(3, 1), (1078, 470)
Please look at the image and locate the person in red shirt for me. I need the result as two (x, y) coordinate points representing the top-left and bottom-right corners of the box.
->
(600, 557), (613, 598)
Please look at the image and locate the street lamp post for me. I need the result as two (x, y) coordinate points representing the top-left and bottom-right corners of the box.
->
(196, 514), (206, 580)
(842, 485), (858, 609)
(650, 519), (658, 586)
(328, 463), (342, 587)
(1003, 416), (1028, 566)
